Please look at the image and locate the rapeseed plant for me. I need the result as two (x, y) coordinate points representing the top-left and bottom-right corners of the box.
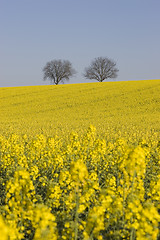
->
(0, 78), (160, 239)
(0, 127), (160, 239)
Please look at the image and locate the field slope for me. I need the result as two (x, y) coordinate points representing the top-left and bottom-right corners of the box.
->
(1, 80), (160, 239)
(0, 80), (160, 136)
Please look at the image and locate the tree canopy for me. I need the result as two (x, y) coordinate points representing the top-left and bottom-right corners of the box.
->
(43, 59), (76, 85)
(84, 57), (119, 82)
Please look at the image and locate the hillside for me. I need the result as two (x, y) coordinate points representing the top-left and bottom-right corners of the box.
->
(1, 80), (160, 239)
(0, 80), (160, 136)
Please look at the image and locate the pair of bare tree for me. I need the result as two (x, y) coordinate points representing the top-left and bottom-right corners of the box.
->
(43, 57), (119, 85)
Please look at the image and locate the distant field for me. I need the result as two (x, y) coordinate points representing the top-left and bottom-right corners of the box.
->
(0, 80), (160, 137)
(1, 80), (160, 239)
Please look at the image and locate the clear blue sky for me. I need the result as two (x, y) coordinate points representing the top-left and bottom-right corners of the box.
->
(1, 0), (160, 87)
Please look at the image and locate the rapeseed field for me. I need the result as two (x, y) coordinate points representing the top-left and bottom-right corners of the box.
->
(0, 80), (160, 137)
(0, 80), (160, 239)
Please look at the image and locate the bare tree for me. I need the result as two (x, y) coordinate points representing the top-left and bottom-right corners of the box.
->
(43, 59), (76, 85)
(84, 57), (119, 82)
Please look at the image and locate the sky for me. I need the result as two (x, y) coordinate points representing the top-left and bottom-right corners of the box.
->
(0, 0), (160, 87)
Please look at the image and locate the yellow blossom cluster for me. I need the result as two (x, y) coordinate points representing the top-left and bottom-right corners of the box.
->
(0, 126), (160, 239)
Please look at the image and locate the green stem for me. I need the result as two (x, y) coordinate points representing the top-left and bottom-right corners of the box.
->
(130, 228), (135, 240)
(129, 170), (136, 240)
(75, 185), (79, 240)
(131, 170), (136, 193)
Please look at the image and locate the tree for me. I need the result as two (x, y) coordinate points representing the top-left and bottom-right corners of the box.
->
(84, 57), (119, 82)
(43, 59), (76, 85)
